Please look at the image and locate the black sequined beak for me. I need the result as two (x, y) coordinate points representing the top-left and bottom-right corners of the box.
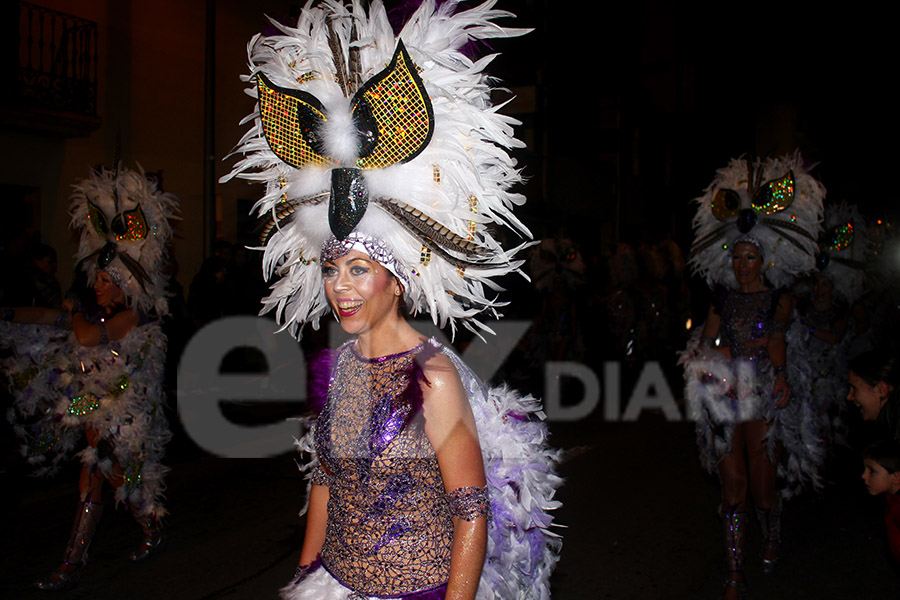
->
(736, 208), (758, 233)
(329, 167), (369, 240)
(98, 241), (117, 268)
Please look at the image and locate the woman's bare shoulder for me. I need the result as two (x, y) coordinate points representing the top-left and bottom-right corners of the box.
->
(419, 348), (465, 403)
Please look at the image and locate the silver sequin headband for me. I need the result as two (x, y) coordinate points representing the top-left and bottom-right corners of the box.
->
(733, 235), (765, 259)
(320, 232), (410, 288)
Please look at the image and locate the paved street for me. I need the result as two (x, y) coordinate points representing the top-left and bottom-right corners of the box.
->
(3, 405), (899, 599)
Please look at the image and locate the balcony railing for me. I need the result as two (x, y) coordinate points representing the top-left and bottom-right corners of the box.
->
(16, 1), (98, 116)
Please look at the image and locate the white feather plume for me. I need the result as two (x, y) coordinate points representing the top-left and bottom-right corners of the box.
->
(222, 0), (532, 338)
(70, 165), (179, 316)
(689, 153), (825, 290)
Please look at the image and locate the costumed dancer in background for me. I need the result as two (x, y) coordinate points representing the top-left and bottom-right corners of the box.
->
(2, 165), (178, 590)
(528, 235), (586, 365)
(797, 203), (869, 447)
(221, 2), (561, 599)
(606, 243), (642, 363)
(679, 154), (825, 599)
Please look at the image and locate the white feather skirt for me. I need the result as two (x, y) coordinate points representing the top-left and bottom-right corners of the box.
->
(679, 322), (825, 498)
(3, 320), (171, 517)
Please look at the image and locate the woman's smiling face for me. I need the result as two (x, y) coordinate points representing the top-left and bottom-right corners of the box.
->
(731, 242), (763, 288)
(847, 371), (889, 421)
(322, 250), (401, 337)
(94, 271), (125, 309)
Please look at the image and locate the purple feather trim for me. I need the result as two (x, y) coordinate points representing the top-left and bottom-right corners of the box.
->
(398, 583), (448, 599)
(322, 558), (447, 599)
(307, 349), (335, 413)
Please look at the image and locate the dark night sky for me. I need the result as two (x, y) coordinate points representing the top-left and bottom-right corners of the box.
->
(479, 0), (896, 249)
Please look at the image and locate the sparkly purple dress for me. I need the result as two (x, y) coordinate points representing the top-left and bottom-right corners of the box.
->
(281, 339), (562, 600)
(314, 342), (451, 596)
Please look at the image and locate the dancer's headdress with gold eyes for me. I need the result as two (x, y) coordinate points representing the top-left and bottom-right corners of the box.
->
(689, 153), (825, 289)
(70, 165), (179, 316)
(222, 0), (531, 338)
(816, 202), (868, 304)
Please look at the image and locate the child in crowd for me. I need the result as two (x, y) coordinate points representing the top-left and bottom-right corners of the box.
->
(862, 440), (900, 562)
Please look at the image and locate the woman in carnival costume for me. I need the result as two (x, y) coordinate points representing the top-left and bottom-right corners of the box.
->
(2, 165), (178, 590)
(222, 2), (561, 599)
(797, 203), (869, 446)
(679, 154), (825, 599)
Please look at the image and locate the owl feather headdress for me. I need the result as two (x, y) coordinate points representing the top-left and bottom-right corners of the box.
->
(70, 165), (179, 316)
(689, 153), (825, 289)
(222, 0), (532, 338)
(815, 202), (868, 304)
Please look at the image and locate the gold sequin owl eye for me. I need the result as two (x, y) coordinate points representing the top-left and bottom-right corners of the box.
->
(751, 171), (794, 215)
(87, 201), (110, 238)
(822, 222), (854, 252)
(257, 73), (334, 170)
(352, 40), (434, 170)
(87, 202), (148, 242)
(110, 206), (148, 242)
(711, 189), (741, 221)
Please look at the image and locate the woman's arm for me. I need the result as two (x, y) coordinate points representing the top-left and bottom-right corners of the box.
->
(297, 483), (329, 568)
(71, 309), (138, 346)
(700, 304), (731, 358)
(768, 292), (793, 409)
(423, 354), (487, 600)
(4, 306), (67, 325)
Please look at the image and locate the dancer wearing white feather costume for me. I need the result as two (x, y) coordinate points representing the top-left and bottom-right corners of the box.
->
(795, 203), (869, 447)
(222, 2), (560, 598)
(679, 154), (825, 599)
(2, 165), (177, 591)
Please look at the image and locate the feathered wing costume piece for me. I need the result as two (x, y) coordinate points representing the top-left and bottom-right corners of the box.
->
(3, 164), (178, 518)
(689, 153), (824, 290)
(221, 0), (533, 338)
(2, 323), (77, 477)
(2, 321), (171, 517)
(796, 203), (869, 447)
(681, 153), (825, 497)
(289, 340), (562, 600)
(70, 165), (178, 317)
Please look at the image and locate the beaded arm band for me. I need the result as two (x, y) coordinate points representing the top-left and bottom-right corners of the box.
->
(447, 486), (490, 522)
(773, 364), (786, 378)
